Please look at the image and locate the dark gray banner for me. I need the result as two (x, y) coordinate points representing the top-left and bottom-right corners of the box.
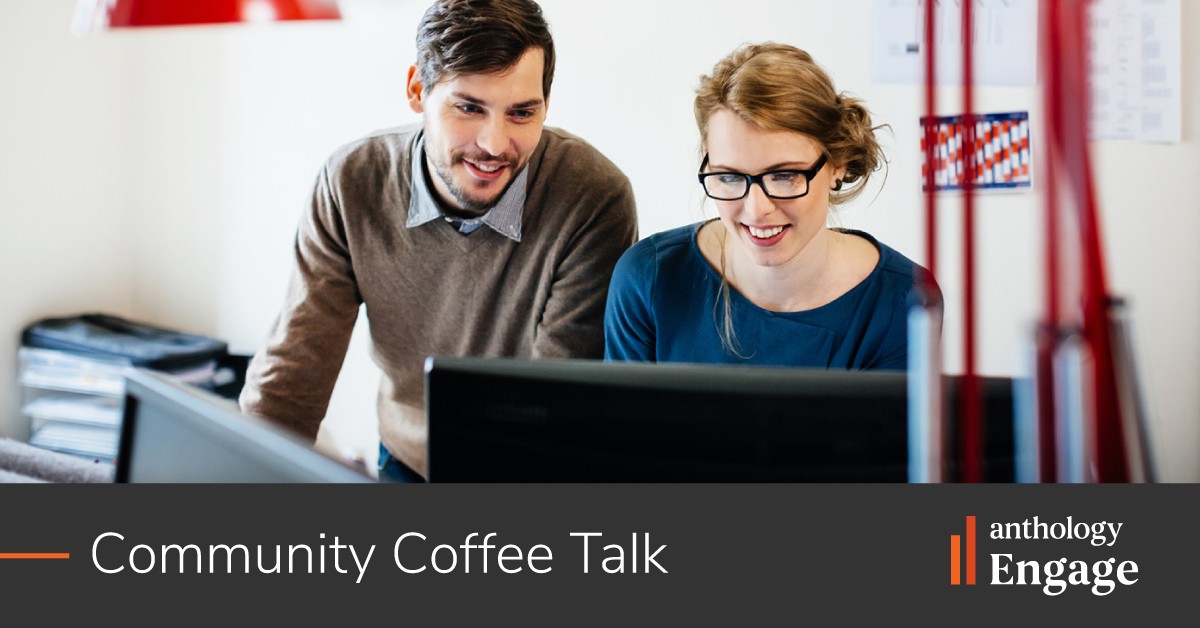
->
(0, 485), (1193, 624)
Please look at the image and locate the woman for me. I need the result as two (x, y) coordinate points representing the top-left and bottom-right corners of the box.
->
(605, 43), (940, 369)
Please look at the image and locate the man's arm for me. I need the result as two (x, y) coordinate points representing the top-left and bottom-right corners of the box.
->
(239, 166), (362, 440)
(532, 181), (638, 359)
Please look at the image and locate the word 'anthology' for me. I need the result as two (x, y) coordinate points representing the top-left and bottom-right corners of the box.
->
(988, 517), (1138, 596)
(91, 531), (668, 583)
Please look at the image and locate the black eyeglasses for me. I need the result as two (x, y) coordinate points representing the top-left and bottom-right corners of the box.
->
(697, 153), (828, 200)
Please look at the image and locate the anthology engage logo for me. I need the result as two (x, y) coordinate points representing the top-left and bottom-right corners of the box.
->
(947, 515), (1140, 596)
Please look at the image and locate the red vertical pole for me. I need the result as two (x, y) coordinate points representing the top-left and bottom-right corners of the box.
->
(1040, 0), (1128, 482)
(1036, 0), (1063, 482)
(923, 0), (938, 287)
(913, 0), (947, 485)
(1060, 1), (1128, 481)
(960, 0), (983, 483)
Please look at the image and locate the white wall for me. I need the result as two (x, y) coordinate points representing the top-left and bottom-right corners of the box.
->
(0, 0), (136, 441)
(2, 0), (1196, 479)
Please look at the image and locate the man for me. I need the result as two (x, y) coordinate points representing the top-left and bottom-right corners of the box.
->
(239, 0), (638, 481)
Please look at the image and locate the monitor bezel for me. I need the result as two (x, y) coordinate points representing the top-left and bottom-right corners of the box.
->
(116, 368), (372, 483)
(425, 357), (1015, 482)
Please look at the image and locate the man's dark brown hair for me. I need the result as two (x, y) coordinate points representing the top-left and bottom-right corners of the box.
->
(416, 0), (556, 99)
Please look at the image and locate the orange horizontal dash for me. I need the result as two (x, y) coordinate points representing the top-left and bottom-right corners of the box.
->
(0, 553), (70, 560)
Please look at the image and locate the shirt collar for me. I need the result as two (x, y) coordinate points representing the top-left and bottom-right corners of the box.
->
(406, 133), (525, 242)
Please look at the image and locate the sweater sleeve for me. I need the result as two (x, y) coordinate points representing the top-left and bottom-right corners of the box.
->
(604, 238), (658, 361)
(530, 178), (638, 360)
(239, 166), (362, 441)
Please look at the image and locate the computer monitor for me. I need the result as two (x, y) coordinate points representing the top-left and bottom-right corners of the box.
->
(116, 368), (372, 483)
(425, 357), (1015, 482)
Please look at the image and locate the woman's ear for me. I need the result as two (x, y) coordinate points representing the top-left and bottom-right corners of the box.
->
(831, 163), (848, 191)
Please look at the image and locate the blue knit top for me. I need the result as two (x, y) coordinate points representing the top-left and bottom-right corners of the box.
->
(604, 221), (939, 369)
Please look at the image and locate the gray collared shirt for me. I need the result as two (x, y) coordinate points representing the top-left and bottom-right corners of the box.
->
(405, 134), (525, 241)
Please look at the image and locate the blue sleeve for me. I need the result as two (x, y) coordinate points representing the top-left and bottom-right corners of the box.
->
(869, 289), (913, 370)
(869, 268), (944, 371)
(604, 238), (658, 361)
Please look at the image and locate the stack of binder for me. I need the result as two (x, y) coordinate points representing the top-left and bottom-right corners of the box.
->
(18, 314), (228, 462)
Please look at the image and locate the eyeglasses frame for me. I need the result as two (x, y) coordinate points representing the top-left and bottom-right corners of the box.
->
(697, 153), (829, 201)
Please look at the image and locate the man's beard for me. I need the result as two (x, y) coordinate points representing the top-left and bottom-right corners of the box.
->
(428, 150), (523, 217)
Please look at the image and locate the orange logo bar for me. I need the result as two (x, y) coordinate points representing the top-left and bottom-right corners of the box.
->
(0, 553), (70, 559)
(967, 516), (976, 585)
(950, 534), (961, 585)
(950, 516), (976, 586)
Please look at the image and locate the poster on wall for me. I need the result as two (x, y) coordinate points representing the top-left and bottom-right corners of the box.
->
(1088, 0), (1182, 143)
(870, 0), (1038, 87)
(919, 111), (1032, 193)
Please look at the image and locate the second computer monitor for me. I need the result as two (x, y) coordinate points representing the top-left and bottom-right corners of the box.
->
(426, 357), (1014, 482)
(117, 368), (373, 483)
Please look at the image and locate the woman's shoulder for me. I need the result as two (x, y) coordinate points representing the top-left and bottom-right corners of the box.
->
(646, 221), (705, 249)
(621, 222), (706, 265)
(840, 230), (922, 276)
(844, 229), (942, 306)
(612, 222), (709, 290)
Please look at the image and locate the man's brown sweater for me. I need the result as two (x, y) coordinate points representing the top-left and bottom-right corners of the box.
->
(240, 124), (638, 476)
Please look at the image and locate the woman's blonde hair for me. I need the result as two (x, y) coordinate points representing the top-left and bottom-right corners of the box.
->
(694, 43), (886, 356)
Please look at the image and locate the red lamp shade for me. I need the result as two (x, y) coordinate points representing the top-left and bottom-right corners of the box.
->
(73, 0), (341, 33)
